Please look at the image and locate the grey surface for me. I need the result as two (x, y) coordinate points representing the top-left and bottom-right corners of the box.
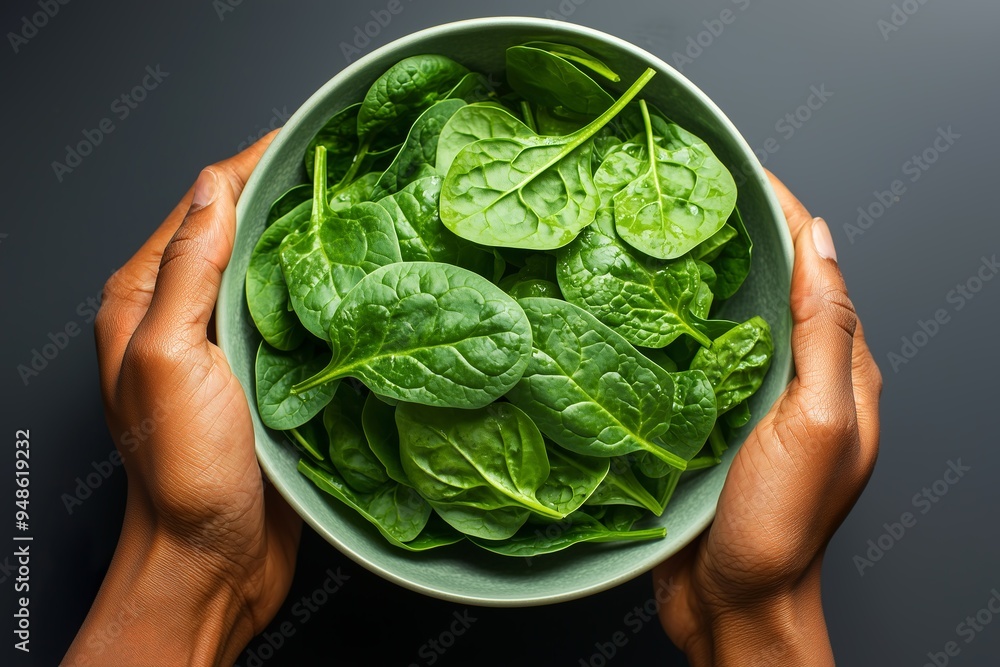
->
(1, 0), (998, 665)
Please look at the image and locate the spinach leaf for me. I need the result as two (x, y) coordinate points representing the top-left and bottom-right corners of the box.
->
(537, 445), (609, 515)
(285, 412), (328, 463)
(535, 105), (589, 136)
(298, 459), (430, 544)
(439, 68), (656, 251)
(691, 316), (773, 414)
(246, 199), (311, 351)
(293, 262), (532, 408)
(598, 505), (647, 532)
(361, 392), (409, 486)
(636, 369), (717, 478)
(323, 384), (389, 493)
(357, 55), (469, 155)
(507, 279), (562, 300)
(445, 71), (495, 103)
(469, 511), (664, 557)
(506, 298), (692, 470)
(597, 101), (737, 259)
(710, 206), (753, 300)
(435, 103), (535, 177)
(266, 184), (312, 227)
(585, 457), (665, 515)
(505, 45), (614, 116)
(385, 514), (465, 551)
(724, 401), (752, 428)
(519, 42), (621, 82)
(375, 175), (495, 279)
(396, 402), (562, 519)
(428, 502), (530, 541)
(557, 207), (714, 348)
(279, 146), (401, 341)
(305, 103), (362, 185)
(329, 171), (383, 211)
(692, 224), (737, 262)
(255, 340), (339, 431)
(371, 99), (466, 200)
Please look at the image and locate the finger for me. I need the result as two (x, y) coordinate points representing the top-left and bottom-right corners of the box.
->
(850, 318), (882, 470)
(107, 132), (276, 377)
(765, 169), (814, 240)
(788, 217), (858, 410)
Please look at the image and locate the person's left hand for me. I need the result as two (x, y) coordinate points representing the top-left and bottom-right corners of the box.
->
(65, 133), (301, 667)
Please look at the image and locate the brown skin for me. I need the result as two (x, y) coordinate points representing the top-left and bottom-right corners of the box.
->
(654, 172), (882, 665)
(64, 135), (879, 665)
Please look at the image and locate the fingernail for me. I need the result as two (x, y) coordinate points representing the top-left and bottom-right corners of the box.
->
(190, 169), (218, 212)
(812, 217), (837, 262)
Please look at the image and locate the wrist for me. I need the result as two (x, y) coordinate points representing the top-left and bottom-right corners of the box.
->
(63, 498), (256, 667)
(687, 564), (834, 667)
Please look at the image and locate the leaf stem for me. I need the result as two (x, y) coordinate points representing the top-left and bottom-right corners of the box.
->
(708, 424), (728, 459)
(562, 67), (656, 154)
(686, 455), (722, 471)
(311, 145), (331, 221)
(520, 100), (537, 133)
(288, 427), (325, 461)
(594, 527), (667, 542)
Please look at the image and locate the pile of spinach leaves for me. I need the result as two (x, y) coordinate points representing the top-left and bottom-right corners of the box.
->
(245, 46), (773, 558)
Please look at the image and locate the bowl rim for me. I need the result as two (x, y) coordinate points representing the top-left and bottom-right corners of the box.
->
(218, 15), (794, 607)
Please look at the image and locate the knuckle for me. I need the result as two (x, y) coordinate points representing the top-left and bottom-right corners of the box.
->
(821, 287), (858, 339)
(795, 391), (858, 445)
(122, 325), (190, 377)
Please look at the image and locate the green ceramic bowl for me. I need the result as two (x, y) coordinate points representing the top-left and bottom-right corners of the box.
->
(217, 16), (793, 606)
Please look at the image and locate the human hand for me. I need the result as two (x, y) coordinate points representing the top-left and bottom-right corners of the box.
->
(63, 133), (301, 667)
(654, 172), (882, 666)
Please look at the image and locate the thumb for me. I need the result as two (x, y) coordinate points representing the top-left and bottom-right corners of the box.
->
(788, 217), (857, 402)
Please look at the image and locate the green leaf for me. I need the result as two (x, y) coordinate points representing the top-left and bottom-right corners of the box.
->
(436, 103), (536, 177)
(361, 392), (409, 486)
(585, 457), (665, 515)
(246, 199), (311, 351)
(692, 224), (737, 262)
(305, 103), (362, 185)
(468, 511), (664, 557)
(371, 99), (466, 200)
(506, 298), (690, 469)
(375, 175), (495, 279)
(439, 68), (656, 251)
(298, 459), (430, 544)
(329, 171), (383, 211)
(519, 41), (621, 82)
(357, 55), (469, 145)
(691, 317), (773, 414)
(710, 206), (753, 300)
(428, 503), (530, 541)
(505, 45), (614, 116)
(293, 262), (532, 408)
(597, 101), (737, 259)
(255, 340), (339, 431)
(507, 279), (562, 300)
(323, 384), (389, 493)
(557, 207), (714, 348)
(266, 184), (312, 227)
(724, 401), (752, 428)
(537, 444), (609, 515)
(279, 147), (401, 341)
(396, 402), (562, 519)
(285, 412), (328, 462)
(636, 370), (717, 478)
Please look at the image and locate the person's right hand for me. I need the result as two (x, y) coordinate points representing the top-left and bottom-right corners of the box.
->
(655, 172), (882, 666)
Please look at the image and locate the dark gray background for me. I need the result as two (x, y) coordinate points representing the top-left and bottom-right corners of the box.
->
(2, 0), (998, 665)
